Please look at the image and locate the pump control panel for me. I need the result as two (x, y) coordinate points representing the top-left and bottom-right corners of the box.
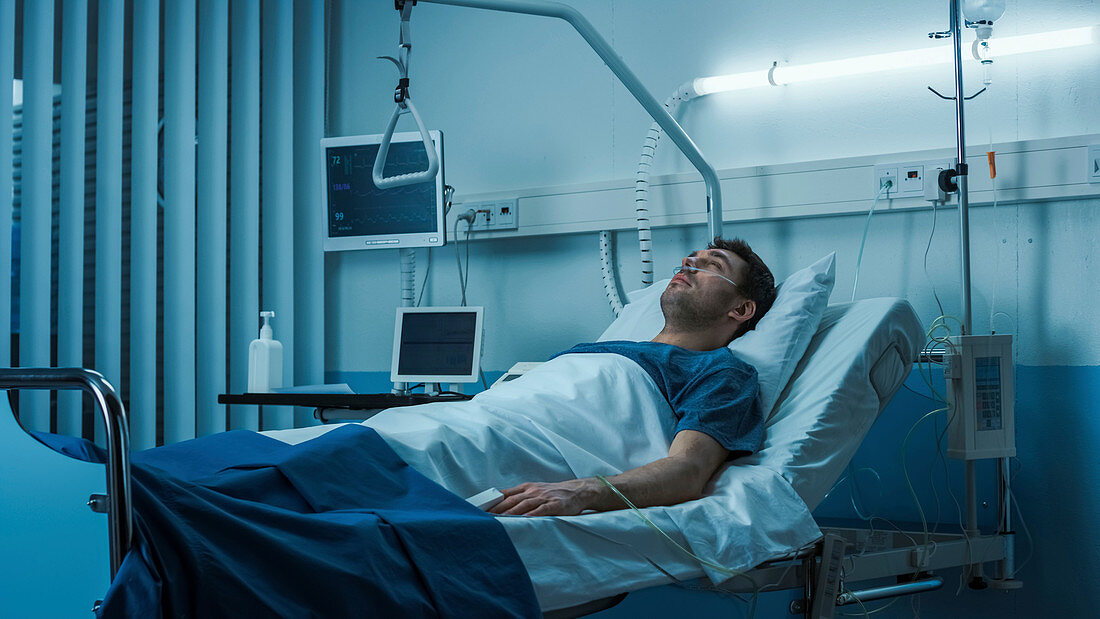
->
(945, 334), (1016, 460)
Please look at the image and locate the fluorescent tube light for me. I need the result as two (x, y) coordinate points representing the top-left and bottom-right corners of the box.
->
(692, 25), (1099, 96)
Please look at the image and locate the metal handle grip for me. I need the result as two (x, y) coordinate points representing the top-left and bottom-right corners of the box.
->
(0, 368), (132, 579)
(372, 97), (440, 189)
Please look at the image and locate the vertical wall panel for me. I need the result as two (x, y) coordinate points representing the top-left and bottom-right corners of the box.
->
(292, 0), (324, 427)
(0, 0), (12, 372)
(164, 0), (198, 443)
(229, 0), (260, 431)
(261, 0), (294, 429)
(196, 0), (229, 437)
(130, 0), (160, 450)
(59, 0), (88, 437)
(19, 0), (53, 431)
(95, 0), (123, 442)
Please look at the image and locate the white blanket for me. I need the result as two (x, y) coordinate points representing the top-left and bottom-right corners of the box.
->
(265, 353), (821, 610)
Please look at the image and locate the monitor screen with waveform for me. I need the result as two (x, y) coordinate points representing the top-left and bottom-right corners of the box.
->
(320, 130), (445, 251)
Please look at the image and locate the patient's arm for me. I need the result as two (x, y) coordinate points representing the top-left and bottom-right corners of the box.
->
(489, 429), (728, 517)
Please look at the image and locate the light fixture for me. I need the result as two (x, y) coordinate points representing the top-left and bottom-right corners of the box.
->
(691, 25), (1100, 96)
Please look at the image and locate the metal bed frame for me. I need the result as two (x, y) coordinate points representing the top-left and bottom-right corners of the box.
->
(1, 367), (1017, 618)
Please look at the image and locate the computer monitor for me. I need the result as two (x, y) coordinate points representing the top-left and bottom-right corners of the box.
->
(319, 130), (445, 252)
(391, 306), (484, 385)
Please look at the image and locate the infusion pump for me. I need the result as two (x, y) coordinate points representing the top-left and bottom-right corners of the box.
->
(944, 334), (1016, 460)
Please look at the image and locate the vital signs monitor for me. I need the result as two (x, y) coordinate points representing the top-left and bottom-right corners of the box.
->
(320, 130), (445, 251)
(391, 306), (484, 385)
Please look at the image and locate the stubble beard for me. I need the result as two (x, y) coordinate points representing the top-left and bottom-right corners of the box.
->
(660, 285), (730, 332)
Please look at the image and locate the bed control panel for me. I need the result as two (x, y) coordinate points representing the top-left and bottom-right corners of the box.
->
(945, 334), (1016, 460)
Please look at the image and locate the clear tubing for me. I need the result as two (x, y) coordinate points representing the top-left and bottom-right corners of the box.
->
(59, 0), (88, 438)
(19, 0), (54, 431)
(197, 0), (229, 437)
(421, 0), (723, 238)
(229, 0), (261, 432)
(673, 265), (741, 289)
(851, 182), (890, 302)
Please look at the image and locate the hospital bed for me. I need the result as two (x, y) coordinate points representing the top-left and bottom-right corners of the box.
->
(2, 297), (1004, 617)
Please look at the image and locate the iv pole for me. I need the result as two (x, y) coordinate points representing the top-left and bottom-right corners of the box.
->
(941, 0), (1017, 589)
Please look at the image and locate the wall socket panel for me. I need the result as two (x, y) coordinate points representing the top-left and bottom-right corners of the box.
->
(1089, 144), (1100, 184)
(874, 159), (954, 199)
(464, 199), (518, 232)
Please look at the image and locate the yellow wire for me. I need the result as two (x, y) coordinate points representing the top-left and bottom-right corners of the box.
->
(595, 474), (761, 612)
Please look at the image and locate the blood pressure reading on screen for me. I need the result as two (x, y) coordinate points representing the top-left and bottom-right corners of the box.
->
(325, 141), (439, 237)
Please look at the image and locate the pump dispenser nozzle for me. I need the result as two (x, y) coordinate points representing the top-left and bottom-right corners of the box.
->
(260, 311), (275, 339)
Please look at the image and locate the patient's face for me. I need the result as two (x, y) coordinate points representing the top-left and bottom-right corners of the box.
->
(660, 248), (746, 330)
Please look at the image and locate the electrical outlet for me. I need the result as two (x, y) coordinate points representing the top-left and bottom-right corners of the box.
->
(464, 199), (519, 232)
(1088, 144), (1100, 184)
(873, 166), (897, 197)
(875, 159), (954, 199)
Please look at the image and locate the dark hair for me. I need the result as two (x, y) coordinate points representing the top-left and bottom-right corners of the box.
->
(708, 236), (777, 336)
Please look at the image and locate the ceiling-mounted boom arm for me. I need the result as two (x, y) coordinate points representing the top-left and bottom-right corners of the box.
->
(407, 0), (724, 238)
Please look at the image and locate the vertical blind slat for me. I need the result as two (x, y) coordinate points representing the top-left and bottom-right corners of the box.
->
(196, 0), (229, 437)
(229, 0), (260, 431)
(261, 0), (295, 430)
(59, 0), (88, 437)
(19, 0), (54, 431)
(164, 0), (198, 444)
(95, 0), (123, 443)
(0, 0), (13, 374)
(130, 0), (159, 450)
(292, 0), (325, 427)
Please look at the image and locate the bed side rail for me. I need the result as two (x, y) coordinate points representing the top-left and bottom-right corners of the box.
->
(0, 367), (132, 578)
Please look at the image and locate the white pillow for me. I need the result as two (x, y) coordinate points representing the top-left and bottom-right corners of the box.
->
(597, 253), (836, 416)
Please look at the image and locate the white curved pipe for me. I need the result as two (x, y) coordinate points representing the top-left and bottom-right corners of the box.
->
(599, 231), (624, 316)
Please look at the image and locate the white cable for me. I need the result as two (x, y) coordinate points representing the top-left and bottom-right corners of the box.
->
(599, 231), (624, 316)
(851, 180), (891, 302)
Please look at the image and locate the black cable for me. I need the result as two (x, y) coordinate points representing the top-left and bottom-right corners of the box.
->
(454, 218), (471, 306)
(463, 226), (471, 304)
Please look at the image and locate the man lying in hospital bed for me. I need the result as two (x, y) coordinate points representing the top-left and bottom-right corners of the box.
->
(23, 234), (921, 615)
(486, 236), (776, 519)
(264, 235), (920, 613)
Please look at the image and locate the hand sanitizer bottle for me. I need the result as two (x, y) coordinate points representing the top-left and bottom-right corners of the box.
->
(247, 310), (283, 392)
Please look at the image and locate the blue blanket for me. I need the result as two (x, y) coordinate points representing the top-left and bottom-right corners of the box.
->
(37, 425), (539, 618)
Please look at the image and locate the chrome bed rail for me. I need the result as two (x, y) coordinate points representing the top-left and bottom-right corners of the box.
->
(0, 368), (132, 578)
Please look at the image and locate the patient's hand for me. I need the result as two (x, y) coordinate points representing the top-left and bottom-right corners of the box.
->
(490, 430), (729, 517)
(489, 480), (596, 517)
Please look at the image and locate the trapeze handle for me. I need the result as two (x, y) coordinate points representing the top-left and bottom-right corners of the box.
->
(372, 97), (439, 190)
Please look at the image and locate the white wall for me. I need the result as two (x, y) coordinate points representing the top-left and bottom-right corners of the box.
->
(327, 0), (1100, 372)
